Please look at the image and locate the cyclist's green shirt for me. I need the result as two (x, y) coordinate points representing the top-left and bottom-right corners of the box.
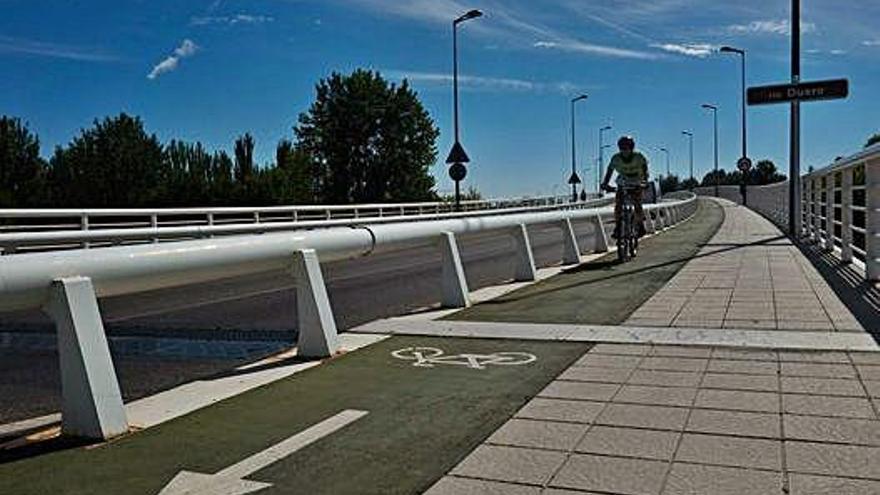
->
(609, 151), (649, 182)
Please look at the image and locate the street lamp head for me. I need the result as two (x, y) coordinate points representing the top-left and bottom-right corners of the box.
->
(702, 103), (717, 111)
(572, 94), (588, 102)
(601, 125), (612, 131)
(455, 9), (483, 23)
(659, 147), (668, 152)
(682, 130), (693, 136)
(719, 45), (745, 55)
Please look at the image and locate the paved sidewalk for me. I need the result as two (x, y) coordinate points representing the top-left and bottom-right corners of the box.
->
(428, 343), (880, 495)
(626, 199), (864, 332)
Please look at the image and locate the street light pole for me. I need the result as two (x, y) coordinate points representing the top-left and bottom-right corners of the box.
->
(682, 131), (694, 187)
(790, 0), (802, 236)
(569, 94), (588, 202)
(658, 147), (670, 177)
(447, 9), (482, 211)
(598, 125), (612, 192)
(702, 104), (719, 197)
(720, 45), (748, 205)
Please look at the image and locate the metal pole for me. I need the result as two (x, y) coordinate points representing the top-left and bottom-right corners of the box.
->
(689, 135), (694, 185)
(790, 0), (802, 236)
(714, 109), (719, 197)
(571, 100), (577, 202)
(740, 51), (749, 207)
(453, 22), (459, 145)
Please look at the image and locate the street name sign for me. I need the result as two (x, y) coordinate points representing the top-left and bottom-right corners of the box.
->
(747, 78), (848, 106)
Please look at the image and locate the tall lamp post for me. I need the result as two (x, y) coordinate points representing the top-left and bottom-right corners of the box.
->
(598, 125), (612, 192)
(702, 104), (719, 197)
(682, 130), (694, 188)
(446, 9), (483, 210)
(658, 147), (670, 177)
(569, 94), (588, 202)
(720, 45), (749, 205)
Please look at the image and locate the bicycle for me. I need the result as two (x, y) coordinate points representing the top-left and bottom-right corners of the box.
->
(604, 182), (646, 263)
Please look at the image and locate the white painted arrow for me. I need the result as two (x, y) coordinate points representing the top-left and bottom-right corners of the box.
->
(157, 409), (369, 495)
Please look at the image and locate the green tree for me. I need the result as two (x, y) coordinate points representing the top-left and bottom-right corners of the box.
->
(294, 69), (439, 203)
(164, 140), (213, 205)
(0, 116), (46, 207)
(48, 113), (165, 207)
(275, 139), (313, 203)
(866, 133), (880, 148)
(659, 174), (680, 193)
(753, 159), (786, 185)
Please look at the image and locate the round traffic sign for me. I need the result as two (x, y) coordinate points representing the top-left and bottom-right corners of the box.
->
(737, 157), (753, 172)
(449, 162), (467, 181)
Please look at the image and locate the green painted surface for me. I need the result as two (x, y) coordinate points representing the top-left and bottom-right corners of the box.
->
(0, 336), (588, 495)
(448, 199), (724, 325)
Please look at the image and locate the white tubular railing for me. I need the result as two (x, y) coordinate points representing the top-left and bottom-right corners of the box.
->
(0, 194), (596, 255)
(695, 145), (880, 282)
(0, 194), (696, 440)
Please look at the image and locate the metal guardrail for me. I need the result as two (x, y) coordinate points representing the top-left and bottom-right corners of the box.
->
(0, 194), (597, 254)
(695, 145), (880, 282)
(0, 193), (697, 439)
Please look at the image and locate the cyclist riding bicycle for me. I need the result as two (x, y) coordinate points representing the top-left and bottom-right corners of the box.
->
(600, 135), (649, 239)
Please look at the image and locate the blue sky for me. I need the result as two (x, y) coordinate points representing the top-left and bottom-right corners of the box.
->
(2, 0), (878, 197)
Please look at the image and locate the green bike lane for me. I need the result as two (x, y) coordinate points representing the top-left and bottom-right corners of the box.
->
(0, 336), (589, 495)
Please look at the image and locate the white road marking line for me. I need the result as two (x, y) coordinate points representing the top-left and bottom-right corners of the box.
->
(157, 409), (368, 495)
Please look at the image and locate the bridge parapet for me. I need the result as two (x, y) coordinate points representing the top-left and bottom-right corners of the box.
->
(695, 145), (880, 282)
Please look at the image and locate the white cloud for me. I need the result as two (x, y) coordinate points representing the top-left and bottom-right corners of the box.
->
(533, 40), (660, 60)
(147, 39), (199, 80)
(0, 35), (117, 62)
(728, 19), (816, 36)
(384, 69), (590, 94)
(650, 42), (715, 58)
(190, 14), (274, 26)
(863, 40), (880, 46)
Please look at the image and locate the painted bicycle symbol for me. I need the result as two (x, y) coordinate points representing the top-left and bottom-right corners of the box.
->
(391, 347), (537, 370)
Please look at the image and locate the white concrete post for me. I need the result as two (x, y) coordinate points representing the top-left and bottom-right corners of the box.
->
(811, 179), (821, 242)
(511, 224), (537, 281)
(439, 232), (470, 308)
(841, 169), (854, 263)
(824, 174), (835, 251)
(42, 277), (128, 440)
(592, 215), (610, 253)
(291, 249), (339, 358)
(866, 159), (880, 281)
(644, 211), (656, 235)
(668, 207), (677, 225)
(561, 218), (581, 265)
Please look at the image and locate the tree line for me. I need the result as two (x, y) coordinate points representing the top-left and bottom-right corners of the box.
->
(0, 69), (440, 208)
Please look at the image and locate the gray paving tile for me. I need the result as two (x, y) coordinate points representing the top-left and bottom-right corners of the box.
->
(778, 351), (850, 364)
(576, 425), (679, 460)
(694, 389), (779, 413)
(786, 441), (880, 480)
(708, 359), (778, 375)
(487, 419), (589, 451)
(849, 353), (880, 366)
(627, 370), (702, 388)
(662, 463), (782, 495)
(783, 415), (880, 446)
(589, 343), (651, 356)
(711, 348), (777, 361)
(550, 453), (668, 495)
(638, 357), (708, 373)
(596, 403), (689, 431)
(863, 381), (880, 398)
(539, 381), (620, 402)
(574, 354), (642, 369)
(650, 346), (712, 358)
(515, 398), (605, 424)
(701, 373), (778, 392)
(781, 377), (866, 397)
(685, 409), (780, 438)
(613, 385), (698, 407)
(558, 366), (633, 384)
(782, 395), (876, 419)
(856, 364), (880, 381)
(675, 433), (782, 470)
(781, 362), (857, 379)
(451, 445), (567, 486)
(788, 473), (880, 495)
(424, 477), (541, 495)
